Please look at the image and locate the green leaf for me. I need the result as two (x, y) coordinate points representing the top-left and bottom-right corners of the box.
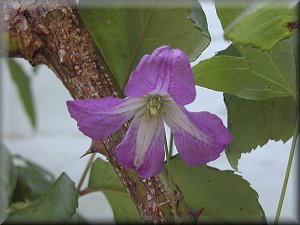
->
(5, 173), (78, 223)
(79, 0), (210, 89)
(0, 143), (18, 223)
(215, 0), (251, 29)
(224, 94), (297, 170)
(12, 155), (55, 202)
(215, 44), (242, 57)
(170, 156), (266, 223)
(224, 1), (297, 51)
(6, 59), (36, 128)
(88, 158), (141, 223)
(194, 36), (296, 100)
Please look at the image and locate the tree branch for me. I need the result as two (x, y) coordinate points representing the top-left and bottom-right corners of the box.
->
(0, 0), (193, 223)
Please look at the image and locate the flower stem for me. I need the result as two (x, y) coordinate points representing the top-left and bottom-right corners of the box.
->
(274, 113), (299, 224)
(169, 132), (174, 158)
(77, 153), (96, 191)
(164, 133), (178, 223)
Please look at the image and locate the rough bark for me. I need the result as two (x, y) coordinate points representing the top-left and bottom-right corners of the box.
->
(0, 0), (193, 223)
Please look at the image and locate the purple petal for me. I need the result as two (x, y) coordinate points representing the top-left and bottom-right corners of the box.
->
(67, 97), (145, 140)
(164, 103), (232, 164)
(125, 46), (196, 105)
(115, 112), (165, 178)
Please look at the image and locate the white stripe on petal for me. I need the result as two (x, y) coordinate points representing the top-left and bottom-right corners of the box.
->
(164, 102), (211, 144)
(134, 114), (163, 168)
(67, 97), (147, 141)
(105, 97), (147, 115)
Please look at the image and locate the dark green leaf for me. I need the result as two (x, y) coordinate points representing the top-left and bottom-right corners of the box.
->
(12, 155), (55, 202)
(215, 0), (251, 29)
(88, 158), (141, 223)
(224, 1), (297, 50)
(6, 59), (36, 128)
(215, 44), (242, 57)
(0, 143), (18, 223)
(5, 173), (78, 223)
(224, 94), (297, 170)
(79, 0), (210, 89)
(194, 36), (296, 100)
(170, 156), (266, 223)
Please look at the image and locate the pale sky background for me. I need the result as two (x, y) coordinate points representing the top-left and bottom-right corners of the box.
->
(0, 1), (298, 223)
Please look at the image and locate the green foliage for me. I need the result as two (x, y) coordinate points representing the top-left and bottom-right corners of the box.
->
(1, 1), (297, 223)
(193, 37), (296, 100)
(224, 1), (297, 50)
(79, 0), (210, 89)
(215, 0), (251, 29)
(170, 156), (266, 223)
(5, 173), (78, 223)
(195, 36), (298, 169)
(0, 143), (17, 223)
(88, 157), (266, 223)
(88, 158), (141, 223)
(0, 147), (78, 223)
(225, 95), (297, 170)
(199, 1), (299, 170)
(6, 59), (36, 128)
(11, 155), (55, 202)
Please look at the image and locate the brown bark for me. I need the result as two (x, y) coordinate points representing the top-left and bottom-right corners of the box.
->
(0, 0), (193, 223)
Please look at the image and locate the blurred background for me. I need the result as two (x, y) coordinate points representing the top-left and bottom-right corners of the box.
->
(0, 1), (298, 223)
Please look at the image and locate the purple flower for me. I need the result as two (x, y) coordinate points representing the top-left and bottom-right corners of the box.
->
(67, 46), (232, 178)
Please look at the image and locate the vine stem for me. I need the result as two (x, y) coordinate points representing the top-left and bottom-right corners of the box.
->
(274, 113), (299, 224)
(169, 132), (174, 158)
(164, 133), (178, 223)
(77, 153), (96, 191)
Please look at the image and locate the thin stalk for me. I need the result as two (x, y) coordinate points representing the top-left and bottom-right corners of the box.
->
(77, 153), (96, 191)
(169, 132), (174, 158)
(274, 114), (299, 224)
(164, 134), (178, 223)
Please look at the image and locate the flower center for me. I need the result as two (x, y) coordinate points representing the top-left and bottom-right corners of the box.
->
(147, 95), (162, 116)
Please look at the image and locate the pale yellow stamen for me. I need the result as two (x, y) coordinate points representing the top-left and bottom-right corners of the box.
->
(147, 95), (162, 116)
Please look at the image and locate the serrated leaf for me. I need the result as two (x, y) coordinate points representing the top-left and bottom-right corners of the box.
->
(6, 59), (36, 128)
(5, 173), (78, 223)
(0, 143), (17, 223)
(194, 36), (296, 100)
(170, 156), (266, 223)
(12, 155), (55, 202)
(79, 0), (210, 89)
(224, 94), (297, 170)
(224, 1), (297, 51)
(88, 158), (141, 223)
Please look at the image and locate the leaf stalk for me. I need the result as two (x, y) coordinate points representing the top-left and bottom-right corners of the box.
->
(274, 112), (299, 224)
(77, 153), (96, 191)
(164, 133), (178, 223)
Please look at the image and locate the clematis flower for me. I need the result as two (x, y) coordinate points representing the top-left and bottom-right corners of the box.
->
(67, 46), (232, 178)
